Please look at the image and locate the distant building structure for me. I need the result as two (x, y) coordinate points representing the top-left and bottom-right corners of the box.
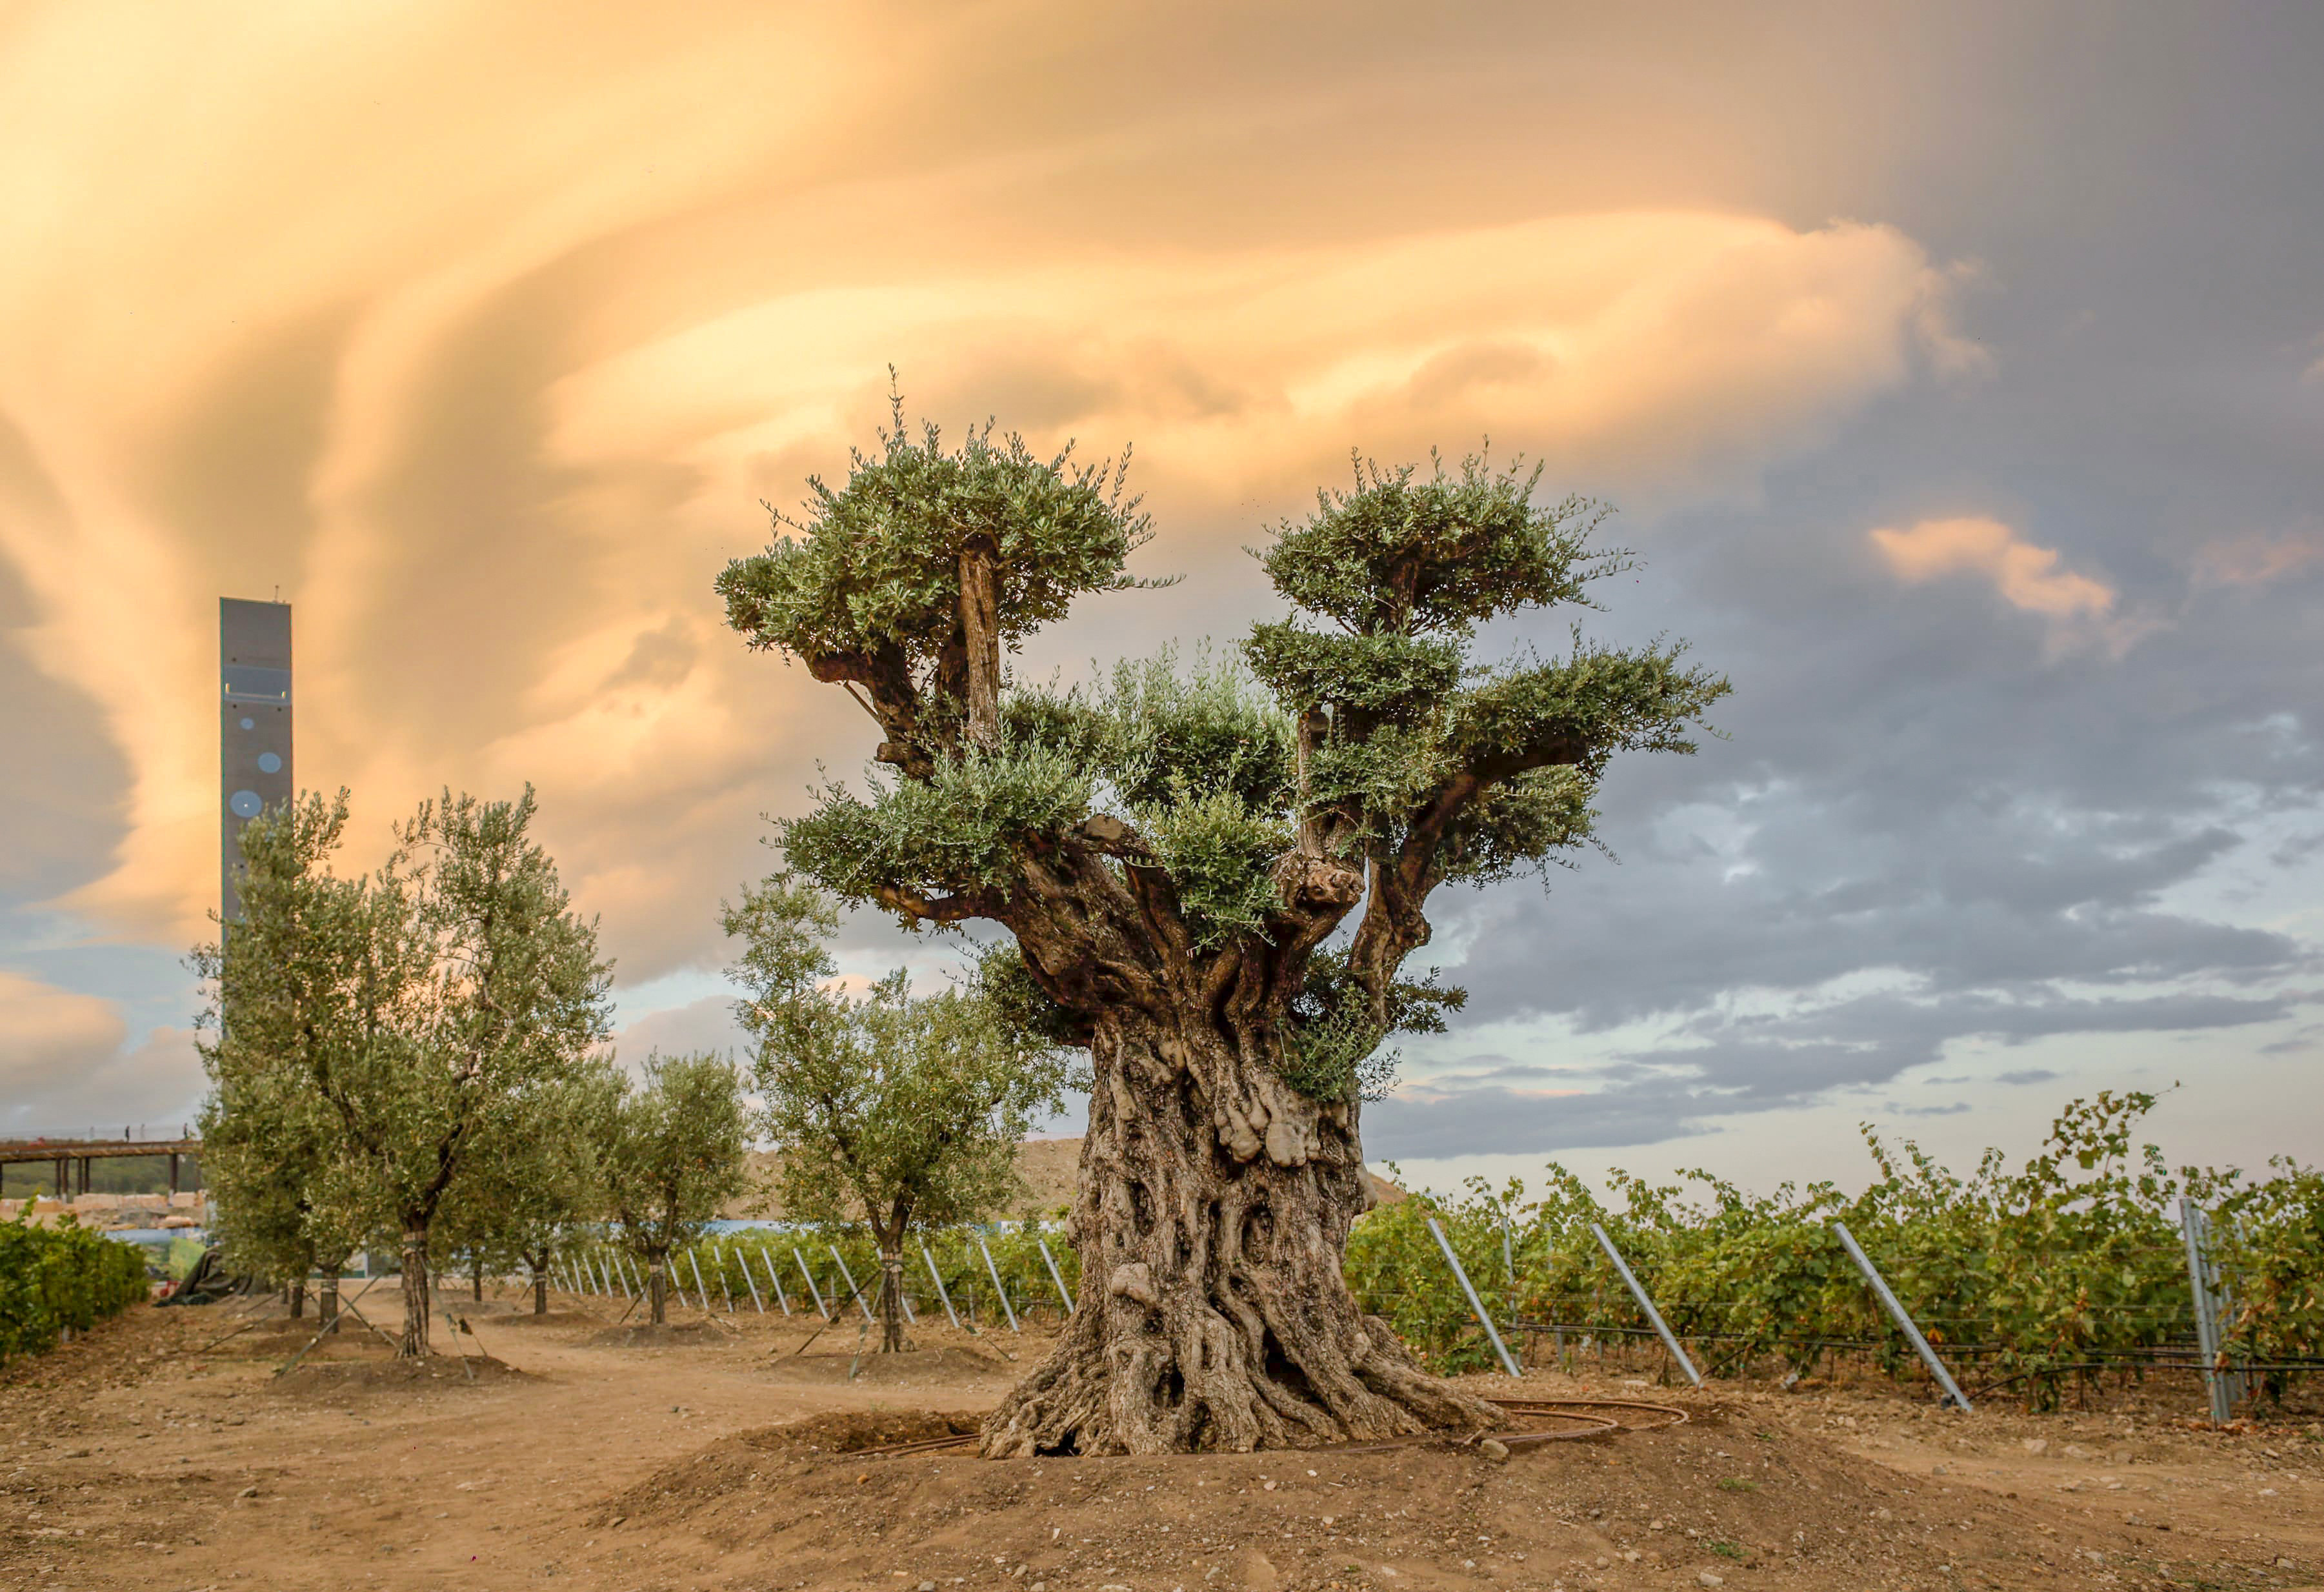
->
(219, 598), (292, 922)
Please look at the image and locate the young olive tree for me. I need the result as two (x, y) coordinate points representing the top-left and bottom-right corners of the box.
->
(436, 1065), (612, 1315)
(717, 409), (1728, 1454)
(725, 876), (1074, 1351)
(194, 793), (373, 1313)
(594, 1053), (750, 1325)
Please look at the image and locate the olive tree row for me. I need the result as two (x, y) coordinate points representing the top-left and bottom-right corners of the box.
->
(195, 787), (612, 1354)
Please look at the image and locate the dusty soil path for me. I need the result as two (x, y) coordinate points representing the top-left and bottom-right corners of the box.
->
(3, 1291), (2317, 1592)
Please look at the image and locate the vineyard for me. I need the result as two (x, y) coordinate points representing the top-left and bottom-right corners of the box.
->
(1348, 1091), (2324, 1411)
(531, 1093), (2324, 1421)
(0, 1207), (152, 1369)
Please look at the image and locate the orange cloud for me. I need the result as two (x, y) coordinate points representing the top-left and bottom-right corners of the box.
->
(2192, 529), (2324, 588)
(1868, 516), (2116, 619)
(0, 5), (1981, 976)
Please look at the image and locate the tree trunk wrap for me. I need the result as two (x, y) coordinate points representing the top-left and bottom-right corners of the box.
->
(981, 1013), (1497, 1455)
(648, 1256), (667, 1325)
(879, 1249), (907, 1353)
(321, 1279), (339, 1334)
(533, 1256), (549, 1316)
(289, 1282), (305, 1320)
(399, 1228), (431, 1357)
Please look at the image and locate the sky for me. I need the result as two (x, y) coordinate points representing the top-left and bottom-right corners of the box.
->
(3, 3), (2319, 1202)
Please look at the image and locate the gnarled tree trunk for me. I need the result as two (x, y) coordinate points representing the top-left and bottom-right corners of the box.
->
(981, 1011), (1498, 1455)
(647, 1254), (668, 1324)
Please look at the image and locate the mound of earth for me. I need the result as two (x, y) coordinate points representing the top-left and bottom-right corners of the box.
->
(583, 1320), (734, 1349)
(588, 1391), (2229, 1590)
(473, 1308), (603, 1329)
(745, 1408), (985, 1456)
(441, 1297), (531, 1318)
(274, 1351), (528, 1392)
(759, 1346), (1013, 1385)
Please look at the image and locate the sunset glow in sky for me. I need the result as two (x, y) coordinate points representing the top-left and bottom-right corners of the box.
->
(4, 4), (2319, 1194)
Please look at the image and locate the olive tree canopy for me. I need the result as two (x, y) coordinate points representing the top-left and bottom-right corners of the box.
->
(594, 1051), (750, 1325)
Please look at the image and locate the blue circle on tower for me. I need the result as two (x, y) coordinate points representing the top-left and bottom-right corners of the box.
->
(239, 716), (254, 731)
(229, 790), (263, 818)
(257, 752), (282, 774)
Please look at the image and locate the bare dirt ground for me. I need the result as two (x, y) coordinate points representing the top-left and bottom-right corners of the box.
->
(3, 1289), (2318, 1592)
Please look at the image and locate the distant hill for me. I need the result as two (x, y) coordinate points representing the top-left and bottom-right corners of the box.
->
(724, 1136), (1407, 1220)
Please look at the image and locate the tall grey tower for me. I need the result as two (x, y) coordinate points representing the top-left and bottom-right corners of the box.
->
(220, 598), (292, 923)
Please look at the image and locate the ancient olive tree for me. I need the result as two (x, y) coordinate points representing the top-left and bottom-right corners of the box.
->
(725, 876), (1074, 1351)
(593, 1052), (750, 1325)
(717, 412), (1728, 1455)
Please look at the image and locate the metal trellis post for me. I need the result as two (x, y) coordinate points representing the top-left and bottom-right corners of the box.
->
(757, 1249), (792, 1315)
(739, 1250), (765, 1314)
(1036, 1234), (1074, 1315)
(974, 1229), (1020, 1332)
(689, 1251), (719, 1313)
(1427, 1216), (1521, 1378)
(921, 1239), (962, 1329)
(2179, 1199), (2240, 1426)
(829, 1244), (877, 1324)
(1590, 1223), (1704, 1389)
(1499, 1209), (1518, 1324)
(1829, 1221), (1970, 1411)
(792, 1246), (830, 1320)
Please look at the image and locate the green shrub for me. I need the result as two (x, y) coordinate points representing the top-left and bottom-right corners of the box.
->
(0, 1207), (151, 1367)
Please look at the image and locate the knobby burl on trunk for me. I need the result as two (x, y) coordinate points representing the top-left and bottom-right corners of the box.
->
(717, 410), (1727, 1454)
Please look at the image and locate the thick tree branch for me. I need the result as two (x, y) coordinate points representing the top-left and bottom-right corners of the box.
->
(872, 883), (996, 923)
(808, 645), (935, 777)
(1343, 732), (1587, 1026)
(958, 536), (1003, 751)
